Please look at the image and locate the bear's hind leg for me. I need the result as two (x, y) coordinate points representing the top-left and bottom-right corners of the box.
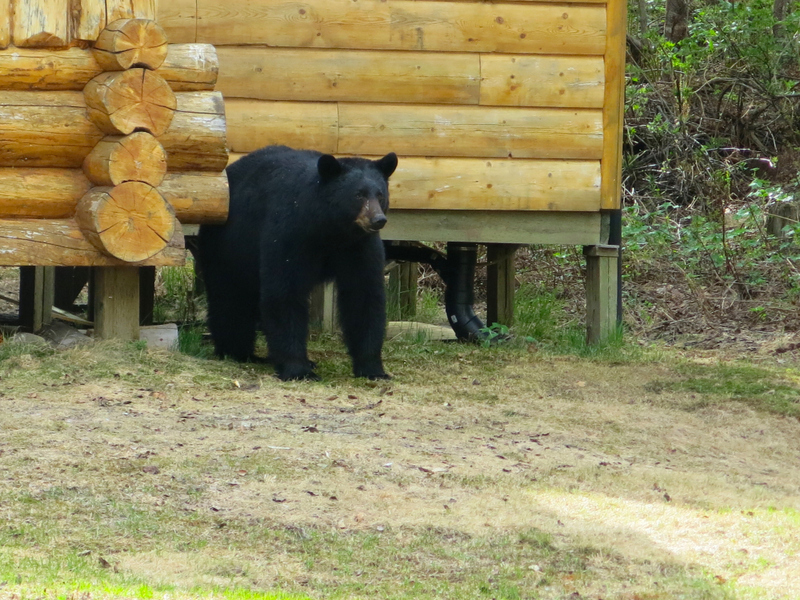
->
(206, 283), (259, 362)
(261, 293), (318, 381)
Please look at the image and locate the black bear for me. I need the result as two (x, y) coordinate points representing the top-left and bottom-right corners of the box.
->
(197, 145), (398, 381)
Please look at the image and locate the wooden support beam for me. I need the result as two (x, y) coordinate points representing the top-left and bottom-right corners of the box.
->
(93, 266), (140, 340)
(310, 282), (337, 332)
(584, 245), (620, 344)
(387, 253), (417, 321)
(18, 266), (55, 332)
(486, 244), (517, 327)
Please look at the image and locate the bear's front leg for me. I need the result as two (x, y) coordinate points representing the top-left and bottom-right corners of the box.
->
(334, 236), (390, 380)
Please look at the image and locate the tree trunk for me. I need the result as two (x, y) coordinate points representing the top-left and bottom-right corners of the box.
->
(665, 0), (689, 42)
(773, 0), (790, 39)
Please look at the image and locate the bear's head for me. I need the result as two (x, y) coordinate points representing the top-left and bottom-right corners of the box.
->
(318, 152), (398, 234)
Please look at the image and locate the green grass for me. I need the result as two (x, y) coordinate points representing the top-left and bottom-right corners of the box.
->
(649, 362), (800, 417)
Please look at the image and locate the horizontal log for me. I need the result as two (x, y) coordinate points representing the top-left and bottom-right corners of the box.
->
(159, 171), (229, 224)
(0, 44), (219, 91)
(12, 0), (70, 47)
(109, 0), (157, 22)
(164, 1), (605, 56)
(382, 210), (603, 245)
(388, 157), (600, 210)
(0, 90), (224, 169)
(0, 168), (228, 223)
(227, 153), (600, 211)
(480, 55), (604, 108)
(0, 91), (103, 167)
(93, 18), (168, 71)
(156, 0), (197, 44)
(0, 168), (91, 218)
(159, 92), (228, 171)
(225, 98), (337, 155)
(225, 100), (602, 159)
(217, 47), (480, 105)
(0, 218), (185, 266)
(338, 104), (603, 159)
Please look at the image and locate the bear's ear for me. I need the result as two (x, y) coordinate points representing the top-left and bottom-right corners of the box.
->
(374, 152), (398, 179)
(318, 154), (343, 181)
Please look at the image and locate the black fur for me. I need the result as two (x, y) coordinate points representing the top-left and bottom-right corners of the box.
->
(198, 145), (398, 381)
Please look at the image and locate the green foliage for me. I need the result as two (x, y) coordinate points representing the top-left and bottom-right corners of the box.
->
(154, 261), (203, 324)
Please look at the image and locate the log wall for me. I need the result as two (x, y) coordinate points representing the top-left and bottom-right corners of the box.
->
(159, 0), (626, 212)
(0, 3), (229, 267)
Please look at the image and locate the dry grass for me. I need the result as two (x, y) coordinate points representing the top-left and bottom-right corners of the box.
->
(0, 336), (799, 599)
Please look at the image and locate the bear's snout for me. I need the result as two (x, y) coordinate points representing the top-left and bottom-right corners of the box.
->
(357, 198), (388, 232)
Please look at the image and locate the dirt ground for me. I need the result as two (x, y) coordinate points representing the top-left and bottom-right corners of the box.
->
(1, 339), (799, 599)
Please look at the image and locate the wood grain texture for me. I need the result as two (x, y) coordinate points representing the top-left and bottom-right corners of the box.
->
(82, 132), (167, 187)
(0, 91), (103, 167)
(107, 0), (158, 21)
(73, 0), (106, 41)
(0, 167), (228, 224)
(480, 54), (604, 108)
(225, 99), (338, 154)
(0, 45), (218, 91)
(156, 0), (197, 43)
(338, 104), (603, 159)
(380, 210), (603, 245)
(93, 18), (169, 71)
(84, 69), (177, 136)
(0, 168), (91, 218)
(0, 217), (185, 266)
(76, 182), (175, 262)
(0, 0), (9, 48)
(158, 92), (228, 171)
(184, 0), (605, 55)
(387, 157), (601, 211)
(160, 44), (219, 91)
(12, 0), (70, 47)
(230, 153), (599, 211)
(217, 47), (480, 105)
(159, 172), (230, 224)
(601, 0), (627, 209)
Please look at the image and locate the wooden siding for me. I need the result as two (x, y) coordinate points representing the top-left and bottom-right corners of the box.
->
(157, 0), (625, 212)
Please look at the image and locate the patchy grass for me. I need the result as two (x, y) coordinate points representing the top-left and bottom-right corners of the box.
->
(647, 362), (800, 417)
(0, 336), (799, 599)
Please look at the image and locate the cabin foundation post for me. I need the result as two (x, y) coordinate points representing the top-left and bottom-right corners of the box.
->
(18, 266), (55, 332)
(93, 266), (140, 340)
(584, 245), (620, 344)
(486, 244), (517, 327)
(310, 282), (337, 333)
